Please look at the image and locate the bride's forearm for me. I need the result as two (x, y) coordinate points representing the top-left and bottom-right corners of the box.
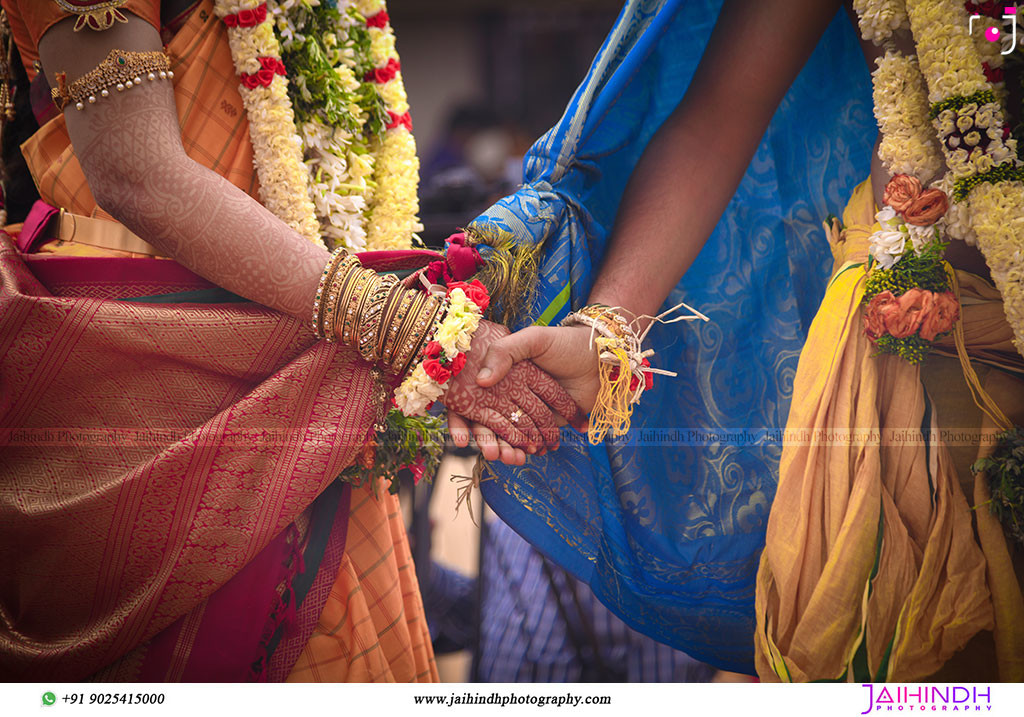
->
(43, 16), (326, 322)
(75, 95), (327, 321)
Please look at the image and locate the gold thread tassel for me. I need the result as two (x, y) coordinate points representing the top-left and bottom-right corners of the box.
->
(465, 225), (546, 326)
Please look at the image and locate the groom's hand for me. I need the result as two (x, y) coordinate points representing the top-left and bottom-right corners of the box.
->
(475, 325), (599, 426)
(441, 320), (584, 457)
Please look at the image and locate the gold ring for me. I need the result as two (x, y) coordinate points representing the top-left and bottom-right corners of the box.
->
(509, 409), (523, 424)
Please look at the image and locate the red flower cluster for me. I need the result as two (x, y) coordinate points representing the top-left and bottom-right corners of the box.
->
(448, 279), (490, 313)
(365, 10), (390, 28)
(609, 358), (654, 393)
(863, 289), (960, 342)
(965, 1), (1004, 19)
(386, 111), (413, 131)
(239, 56), (286, 89)
(421, 341), (467, 385)
(983, 62), (1005, 84)
(365, 57), (401, 84)
(222, 3), (267, 27)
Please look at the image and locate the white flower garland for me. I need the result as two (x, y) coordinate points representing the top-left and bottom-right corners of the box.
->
(853, 0), (909, 44)
(356, 0), (423, 250)
(213, 0), (323, 247)
(270, 1), (377, 251)
(218, 0), (422, 253)
(902, 0), (1024, 355)
(871, 51), (946, 183)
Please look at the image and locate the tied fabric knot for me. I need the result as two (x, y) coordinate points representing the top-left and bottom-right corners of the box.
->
(425, 233), (485, 285)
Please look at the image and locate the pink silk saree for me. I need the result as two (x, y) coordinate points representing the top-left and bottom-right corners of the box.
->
(0, 235), (439, 680)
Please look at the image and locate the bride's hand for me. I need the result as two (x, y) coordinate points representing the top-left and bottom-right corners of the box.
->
(440, 320), (585, 461)
(474, 325), (601, 417)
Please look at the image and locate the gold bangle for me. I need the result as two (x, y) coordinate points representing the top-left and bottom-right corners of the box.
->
(375, 282), (404, 361)
(357, 274), (398, 362)
(395, 295), (444, 377)
(392, 292), (437, 376)
(383, 291), (415, 365)
(312, 248), (349, 339)
(389, 291), (423, 374)
(52, 49), (173, 112)
(321, 256), (360, 342)
(339, 270), (373, 345)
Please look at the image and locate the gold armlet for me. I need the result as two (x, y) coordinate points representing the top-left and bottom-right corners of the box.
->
(52, 49), (172, 111)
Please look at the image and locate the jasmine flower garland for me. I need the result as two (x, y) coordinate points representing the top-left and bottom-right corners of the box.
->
(270, 0), (385, 251)
(213, 0), (323, 247)
(903, 0), (1024, 356)
(355, 0), (424, 250)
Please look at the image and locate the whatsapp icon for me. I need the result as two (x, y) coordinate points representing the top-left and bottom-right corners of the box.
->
(42, 692), (56, 706)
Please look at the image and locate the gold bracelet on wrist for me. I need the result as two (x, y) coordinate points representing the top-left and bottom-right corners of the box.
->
(375, 282), (404, 361)
(391, 291), (431, 375)
(339, 270), (373, 345)
(321, 256), (361, 342)
(383, 291), (416, 365)
(312, 249), (351, 339)
(395, 295), (444, 377)
(357, 274), (398, 362)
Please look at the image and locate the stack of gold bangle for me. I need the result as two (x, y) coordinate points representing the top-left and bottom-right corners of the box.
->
(311, 251), (447, 378)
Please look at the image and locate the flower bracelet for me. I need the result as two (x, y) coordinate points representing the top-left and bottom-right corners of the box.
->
(394, 279), (490, 416)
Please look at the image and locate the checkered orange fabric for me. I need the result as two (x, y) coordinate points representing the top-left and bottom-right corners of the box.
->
(287, 485), (438, 683)
(18, 0), (259, 219)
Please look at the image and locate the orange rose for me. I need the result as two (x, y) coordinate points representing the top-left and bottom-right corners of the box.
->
(864, 290), (897, 340)
(919, 291), (960, 341)
(884, 288), (933, 338)
(903, 188), (949, 226)
(883, 175), (923, 213)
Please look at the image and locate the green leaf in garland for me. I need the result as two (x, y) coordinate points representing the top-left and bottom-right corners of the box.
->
(973, 426), (1024, 548)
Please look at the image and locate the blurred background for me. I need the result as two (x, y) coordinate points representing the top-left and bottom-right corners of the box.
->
(388, 0), (620, 246)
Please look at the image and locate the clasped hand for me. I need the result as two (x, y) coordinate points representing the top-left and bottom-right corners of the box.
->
(440, 320), (600, 465)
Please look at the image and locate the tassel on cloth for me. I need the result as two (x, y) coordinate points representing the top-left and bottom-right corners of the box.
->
(464, 225), (547, 327)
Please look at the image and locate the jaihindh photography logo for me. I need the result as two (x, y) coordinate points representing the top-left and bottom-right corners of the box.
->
(860, 684), (993, 713)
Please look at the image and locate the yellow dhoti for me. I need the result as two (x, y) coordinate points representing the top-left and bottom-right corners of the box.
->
(755, 180), (1024, 682)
